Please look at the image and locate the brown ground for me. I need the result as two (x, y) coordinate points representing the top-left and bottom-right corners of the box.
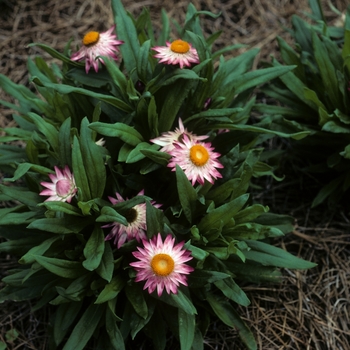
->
(1, 0), (349, 349)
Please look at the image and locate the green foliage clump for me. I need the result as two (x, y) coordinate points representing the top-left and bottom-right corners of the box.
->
(0, 1), (315, 349)
(258, 0), (350, 207)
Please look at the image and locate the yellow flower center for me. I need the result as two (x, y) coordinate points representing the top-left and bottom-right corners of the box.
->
(190, 144), (209, 166)
(82, 31), (100, 46)
(170, 40), (190, 54)
(151, 253), (175, 276)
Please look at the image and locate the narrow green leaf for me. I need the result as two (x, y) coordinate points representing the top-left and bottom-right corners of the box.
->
(53, 301), (83, 346)
(96, 206), (128, 226)
(111, 0), (140, 76)
(62, 303), (104, 350)
(187, 270), (230, 288)
(207, 294), (257, 350)
(312, 30), (342, 107)
(83, 226), (105, 271)
(214, 278), (250, 306)
(28, 42), (83, 67)
(72, 135), (91, 201)
(232, 65), (296, 95)
(1, 187), (39, 210)
(137, 40), (152, 82)
(197, 194), (249, 235)
(89, 121), (143, 146)
(96, 242), (114, 282)
(32, 77), (133, 112)
(33, 255), (85, 278)
(27, 112), (59, 152)
(27, 217), (91, 234)
(178, 309), (195, 350)
(95, 275), (125, 304)
(79, 118), (106, 198)
(244, 240), (317, 269)
(105, 306), (125, 350)
(176, 165), (198, 223)
(19, 236), (61, 265)
(125, 284), (148, 319)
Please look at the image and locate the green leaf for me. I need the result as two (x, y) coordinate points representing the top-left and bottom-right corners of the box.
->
(126, 142), (158, 163)
(145, 201), (164, 238)
(19, 236), (61, 264)
(53, 301), (83, 346)
(312, 31), (342, 107)
(111, 0), (140, 76)
(226, 223), (284, 240)
(33, 255), (85, 278)
(232, 66), (296, 95)
(244, 240), (317, 269)
(28, 43), (83, 67)
(176, 165), (198, 223)
(105, 306), (125, 350)
(96, 242), (114, 282)
(79, 118), (106, 198)
(41, 201), (82, 216)
(312, 175), (344, 207)
(32, 77), (133, 112)
(83, 226), (105, 271)
(0, 185), (40, 209)
(3, 163), (53, 182)
(214, 278), (250, 306)
(207, 294), (257, 350)
(96, 206), (128, 226)
(137, 40), (152, 82)
(0, 211), (37, 225)
(187, 270), (230, 288)
(159, 290), (197, 315)
(27, 217), (91, 234)
(197, 194), (249, 235)
(125, 284), (148, 319)
(27, 112), (59, 152)
(5, 329), (19, 342)
(103, 56), (128, 99)
(225, 260), (282, 283)
(178, 309), (195, 350)
(72, 135), (91, 201)
(58, 117), (73, 166)
(62, 303), (104, 350)
(95, 275), (125, 304)
(141, 148), (171, 166)
(185, 108), (242, 123)
(158, 79), (195, 133)
(89, 122), (143, 146)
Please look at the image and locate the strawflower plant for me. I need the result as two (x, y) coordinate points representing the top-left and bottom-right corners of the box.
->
(0, 1), (315, 349)
(257, 0), (350, 207)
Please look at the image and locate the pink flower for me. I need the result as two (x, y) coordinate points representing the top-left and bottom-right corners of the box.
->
(168, 135), (224, 186)
(40, 166), (77, 203)
(130, 233), (194, 296)
(152, 39), (199, 69)
(71, 25), (124, 73)
(150, 118), (208, 153)
(102, 190), (161, 249)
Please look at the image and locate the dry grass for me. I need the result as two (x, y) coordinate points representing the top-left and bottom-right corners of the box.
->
(1, 0), (350, 349)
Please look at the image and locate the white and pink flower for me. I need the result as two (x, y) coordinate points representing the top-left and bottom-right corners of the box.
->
(152, 39), (199, 69)
(71, 25), (124, 73)
(130, 233), (194, 296)
(40, 166), (77, 203)
(102, 190), (161, 249)
(150, 118), (208, 153)
(167, 135), (224, 186)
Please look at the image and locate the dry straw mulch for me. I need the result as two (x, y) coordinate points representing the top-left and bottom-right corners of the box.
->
(1, 0), (350, 349)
